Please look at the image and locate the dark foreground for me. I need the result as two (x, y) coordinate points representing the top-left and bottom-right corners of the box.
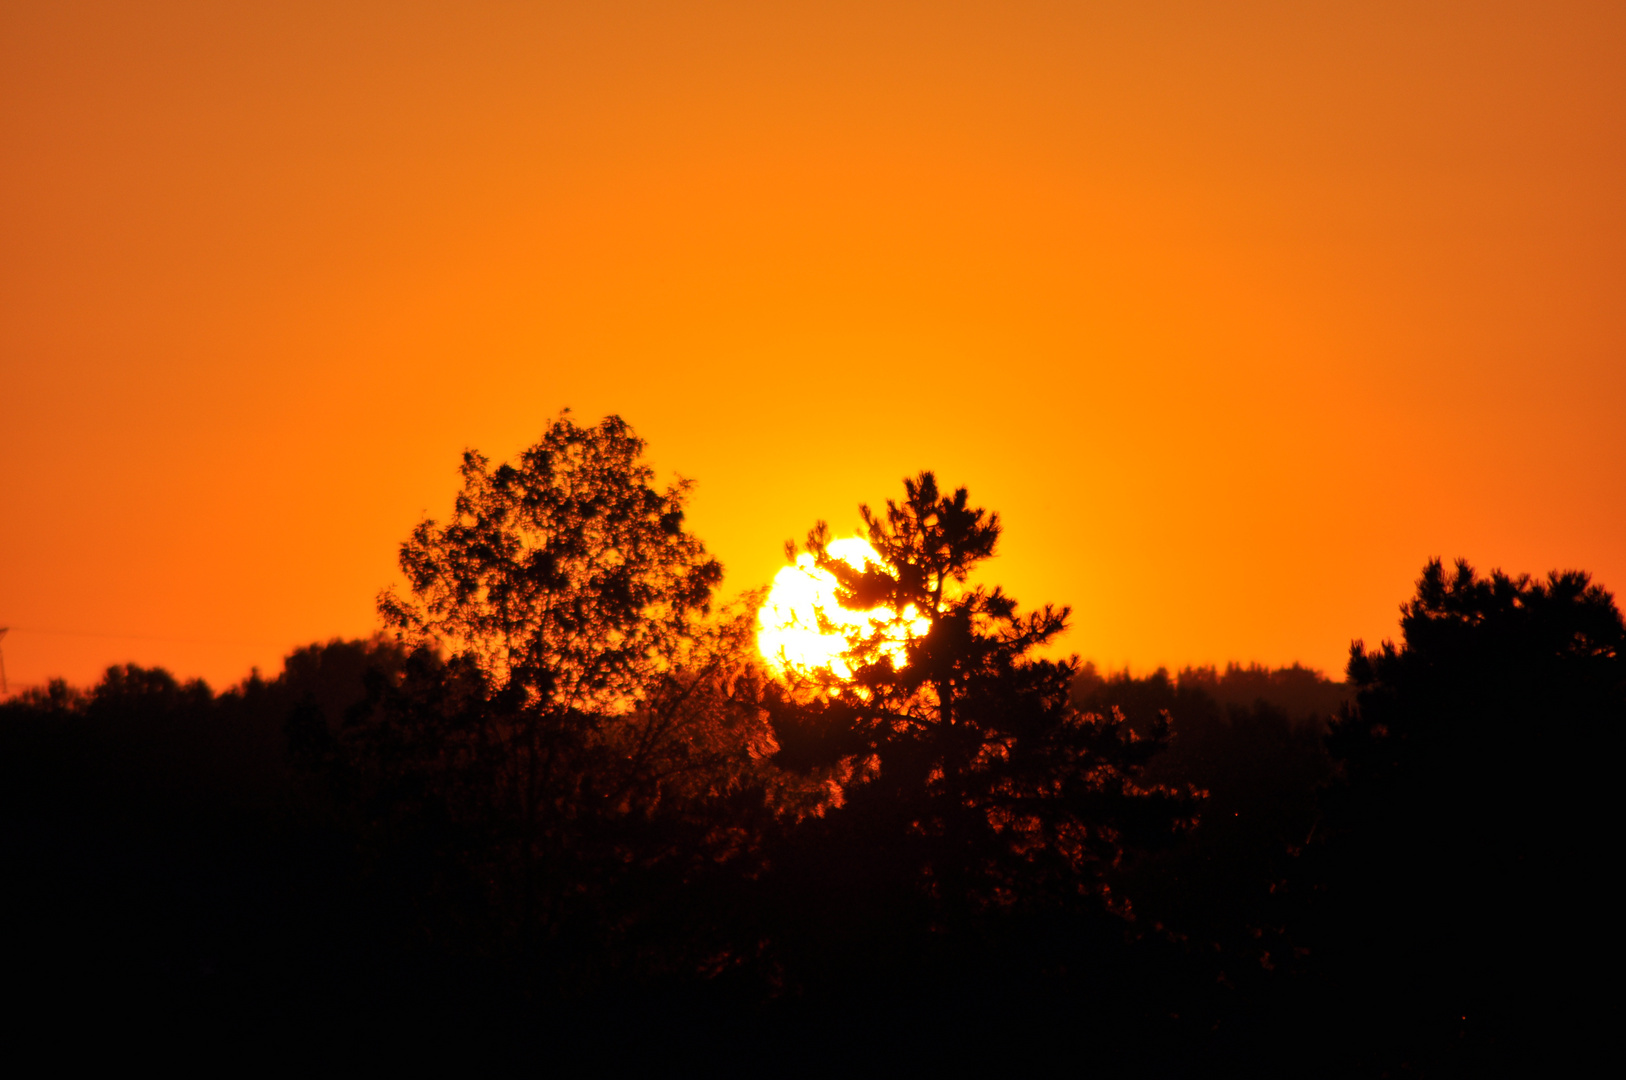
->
(3, 563), (1617, 1074)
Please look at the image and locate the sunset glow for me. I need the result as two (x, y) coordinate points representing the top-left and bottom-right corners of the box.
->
(2, 2), (1622, 692)
(757, 538), (930, 681)
(1, 5), (1610, 1065)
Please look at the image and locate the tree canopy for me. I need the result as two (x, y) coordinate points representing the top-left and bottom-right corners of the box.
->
(1317, 558), (1624, 1067)
(363, 414), (785, 963)
(379, 411), (722, 713)
(768, 472), (1193, 919)
(12, 422), (1621, 1072)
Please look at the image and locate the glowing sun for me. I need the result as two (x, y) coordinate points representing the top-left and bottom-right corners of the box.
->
(756, 537), (930, 680)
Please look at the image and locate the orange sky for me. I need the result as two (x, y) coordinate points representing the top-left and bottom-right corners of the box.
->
(3, 1), (1623, 691)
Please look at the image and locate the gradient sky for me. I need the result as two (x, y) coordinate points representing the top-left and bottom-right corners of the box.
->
(3, 0), (1623, 691)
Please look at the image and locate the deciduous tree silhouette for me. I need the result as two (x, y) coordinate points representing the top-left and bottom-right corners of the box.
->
(379, 411), (722, 707)
(354, 413), (808, 980)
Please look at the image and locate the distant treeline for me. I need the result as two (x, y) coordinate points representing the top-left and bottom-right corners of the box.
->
(1075, 660), (1350, 723)
(1, 644), (1343, 1065)
(3, 415), (1617, 1073)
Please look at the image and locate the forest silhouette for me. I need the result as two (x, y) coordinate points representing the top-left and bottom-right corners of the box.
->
(3, 414), (1618, 1072)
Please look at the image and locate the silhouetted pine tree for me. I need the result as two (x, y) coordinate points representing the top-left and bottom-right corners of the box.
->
(1314, 558), (1624, 1071)
(760, 472), (1195, 1032)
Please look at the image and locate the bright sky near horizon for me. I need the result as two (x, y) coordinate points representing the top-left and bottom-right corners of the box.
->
(2, 1), (1623, 691)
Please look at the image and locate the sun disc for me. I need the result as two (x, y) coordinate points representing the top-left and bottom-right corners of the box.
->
(756, 537), (930, 680)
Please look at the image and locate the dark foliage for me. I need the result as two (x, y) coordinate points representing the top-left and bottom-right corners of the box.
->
(1067, 663), (1340, 1068)
(324, 414), (812, 992)
(754, 473), (1198, 1039)
(6, 413), (1617, 1073)
(1308, 559), (1625, 1071)
(1070, 665), (1342, 919)
(0, 645), (412, 1055)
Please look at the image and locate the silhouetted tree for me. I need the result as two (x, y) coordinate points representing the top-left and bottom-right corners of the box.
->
(762, 473), (1194, 1012)
(379, 411), (722, 707)
(361, 413), (795, 974)
(1314, 559), (1624, 1070)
